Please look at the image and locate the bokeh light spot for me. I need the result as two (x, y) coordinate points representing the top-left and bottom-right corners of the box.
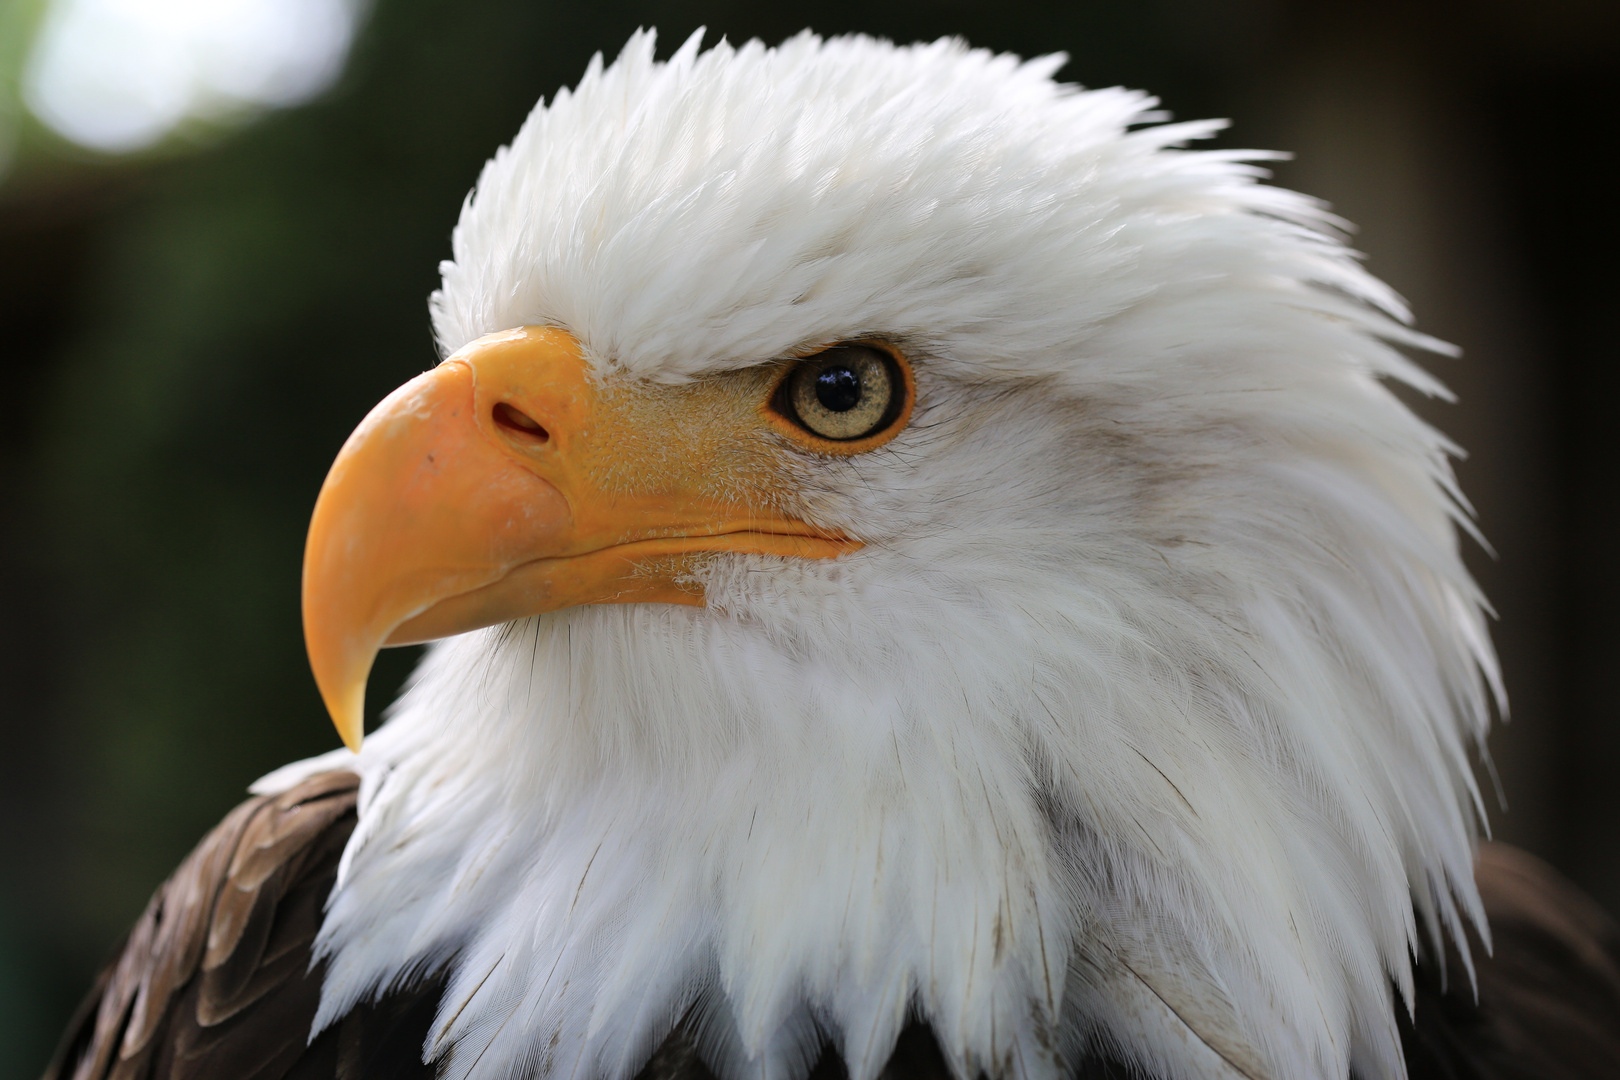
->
(22, 0), (364, 153)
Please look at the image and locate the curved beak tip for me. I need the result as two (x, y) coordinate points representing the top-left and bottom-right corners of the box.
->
(327, 685), (366, 753)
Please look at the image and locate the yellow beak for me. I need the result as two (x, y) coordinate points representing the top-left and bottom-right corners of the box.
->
(302, 326), (857, 750)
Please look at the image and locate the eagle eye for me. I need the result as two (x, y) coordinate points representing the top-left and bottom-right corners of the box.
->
(769, 343), (913, 450)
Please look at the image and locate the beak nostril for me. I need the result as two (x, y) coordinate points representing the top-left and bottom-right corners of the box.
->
(494, 402), (549, 443)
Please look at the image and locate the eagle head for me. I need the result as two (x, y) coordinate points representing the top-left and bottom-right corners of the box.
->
(278, 29), (1498, 1080)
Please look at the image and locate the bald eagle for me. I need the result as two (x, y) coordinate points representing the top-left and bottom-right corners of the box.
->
(45, 30), (1620, 1080)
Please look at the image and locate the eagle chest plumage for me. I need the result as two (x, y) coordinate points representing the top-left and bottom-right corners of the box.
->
(42, 772), (1620, 1080)
(46, 28), (1620, 1080)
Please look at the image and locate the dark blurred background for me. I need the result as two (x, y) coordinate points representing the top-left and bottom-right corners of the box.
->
(0, 0), (1615, 1074)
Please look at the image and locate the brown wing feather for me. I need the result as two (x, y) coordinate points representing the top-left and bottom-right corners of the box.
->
(1402, 841), (1620, 1080)
(43, 771), (447, 1080)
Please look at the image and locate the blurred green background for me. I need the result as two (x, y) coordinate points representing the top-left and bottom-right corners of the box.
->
(0, 0), (1616, 1074)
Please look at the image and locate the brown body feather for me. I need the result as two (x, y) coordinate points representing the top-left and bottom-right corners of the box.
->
(44, 778), (1620, 1080)
(42, 772), (443, 1080)
(1400, 845), (1620, 1080)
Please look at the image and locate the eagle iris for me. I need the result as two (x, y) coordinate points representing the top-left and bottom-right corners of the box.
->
(783, 345), (896, 441)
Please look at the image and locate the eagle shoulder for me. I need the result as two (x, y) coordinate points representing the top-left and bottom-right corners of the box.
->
(1402, 842), (1620, 1080)
(42, 770), (444, 1080)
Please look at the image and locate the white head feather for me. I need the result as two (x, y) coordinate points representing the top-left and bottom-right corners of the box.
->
(257, 28), (1500, 1080)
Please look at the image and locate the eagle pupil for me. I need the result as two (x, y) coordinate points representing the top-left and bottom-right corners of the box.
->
(816, 366), (862, 412)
